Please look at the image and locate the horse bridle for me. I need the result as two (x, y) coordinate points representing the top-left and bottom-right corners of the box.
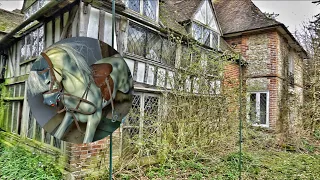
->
(40, 52), (97, 133)
(39, 52), (118, 135)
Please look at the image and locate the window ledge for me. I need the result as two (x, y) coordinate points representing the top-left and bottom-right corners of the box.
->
(3, 97), (24, 101)
(123, 9), (160, 28)
(124, 52), (175, 70)
(252, 123), (269, 128)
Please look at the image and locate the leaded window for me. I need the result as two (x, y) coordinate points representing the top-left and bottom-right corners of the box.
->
(161, 39), (176, 66)
(127, 23), (146, 56)
(122, 93), (160, 156)
(146, 32), (162, 61)
(192, 22), (219, 49)
(20, 25), (45, 61)
(128, 0), (140, 12)
(124, 95), (141, 138)
(24, 0), (49, 20)
(126, 0), (158, 21)
(180, 45), (202, 69)
(127, 22), (176, 66)
(143, 0), (157, 20)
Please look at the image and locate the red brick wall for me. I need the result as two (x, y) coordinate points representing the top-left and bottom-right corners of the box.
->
(225, 30), (281, 130)
(224, 62), (240, 86)
(64, 129), (121, 179)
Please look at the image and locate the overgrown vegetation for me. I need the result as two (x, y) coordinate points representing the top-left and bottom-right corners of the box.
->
(294, 1), (320, 139)
(112, 4), (320, 177)
(0, 141), (63, 179)
(115, 150), (320, 179)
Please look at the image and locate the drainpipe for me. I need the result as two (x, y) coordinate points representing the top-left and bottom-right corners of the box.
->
(0, 0), (66, 49)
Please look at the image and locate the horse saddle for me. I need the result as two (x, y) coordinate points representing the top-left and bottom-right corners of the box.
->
(91, 63), (114, 101)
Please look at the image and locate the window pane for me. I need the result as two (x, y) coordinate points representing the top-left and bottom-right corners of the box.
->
(146, 32), (162, 62)
(203, 28), (211, 46)
(127, 23), (146, 56)
(143, 0), (157, 20)
(161, 39), (176, 66)
(12, 102), (18, 133)
(193, 23), (202, 42)
(144, 96), (159, 126)
(38, 26), (45, 53)
(7, 102), (13, 132)
(127, 95), (141, 126)
(14, 84), (19, 97)
(123, 95), (141, 139)
(250, 94), (256, 123)
(181, 46), (192, 68)
(20, 37), (26, 61)
(31, 29), (39, 57)
(260, 93), (267, 124)
(128, 0), (140, 12)
(25, 34), (32, 59)
(212, 32), (219, 49)
(143, 95), (159, 156)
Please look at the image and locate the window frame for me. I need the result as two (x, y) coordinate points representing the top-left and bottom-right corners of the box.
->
(126, 0), (159, 22)
(191, 21), (220, 49)
(125, 21), (176, 67)
(121, 92), (161, 156)
(246, 91), (269, 128)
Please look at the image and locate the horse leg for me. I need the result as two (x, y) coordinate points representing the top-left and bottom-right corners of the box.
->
(54, 112), (73, 139)
(83, 110), (102, 143)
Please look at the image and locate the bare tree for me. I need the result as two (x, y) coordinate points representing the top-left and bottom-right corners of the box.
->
(295, 1), (320, 134)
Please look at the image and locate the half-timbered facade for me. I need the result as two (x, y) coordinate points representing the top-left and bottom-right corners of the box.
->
(0, 0), (240, 178)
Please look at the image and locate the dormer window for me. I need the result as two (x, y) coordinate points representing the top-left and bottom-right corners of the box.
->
(191, 0), (220, 49)
(127, 0), (158, 21)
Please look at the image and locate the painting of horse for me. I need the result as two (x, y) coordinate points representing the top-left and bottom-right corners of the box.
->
(27, 40), (133, 143)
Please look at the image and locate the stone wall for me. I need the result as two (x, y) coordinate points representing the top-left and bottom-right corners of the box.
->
(225, 29), (304, 132)
(278, 34), (304, 135)
(226, 31), (280, 129)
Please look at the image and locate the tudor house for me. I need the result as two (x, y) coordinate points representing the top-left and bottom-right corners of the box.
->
(0, 0), (305, 178)
(0, 0), (242, 178)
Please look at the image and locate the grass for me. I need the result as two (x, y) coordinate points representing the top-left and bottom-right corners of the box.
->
(0, 142), (63, 180)
(114, 128), (320, 180)
(116, 150), (320, 180)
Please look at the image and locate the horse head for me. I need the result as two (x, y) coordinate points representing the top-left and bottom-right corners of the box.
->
(28, 44), (92, 107)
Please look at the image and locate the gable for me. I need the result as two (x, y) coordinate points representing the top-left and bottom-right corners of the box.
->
(193, 0), (219, 32)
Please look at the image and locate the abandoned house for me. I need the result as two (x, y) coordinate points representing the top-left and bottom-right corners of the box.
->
(215, 0), (307, 133)
(0, 0), (306, 178)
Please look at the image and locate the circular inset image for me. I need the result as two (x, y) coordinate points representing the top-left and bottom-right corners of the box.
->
(27, 37), (133, 144)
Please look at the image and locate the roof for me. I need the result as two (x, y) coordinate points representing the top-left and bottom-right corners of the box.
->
(0, 8), (24, 34)
(161, 0), (202, 23)
(214, 0), (281, 34)
(214, 0), (308, 58)
(159, 0), (204, 35)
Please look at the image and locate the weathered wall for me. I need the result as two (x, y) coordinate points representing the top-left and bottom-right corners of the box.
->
(225, 29), (305, 131)
(226, 31), (280, 129)
(278, 33), (304, 135)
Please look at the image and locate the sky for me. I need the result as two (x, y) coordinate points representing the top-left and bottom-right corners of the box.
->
(0, 0), (319, 34)
(0, 1), (23, 11)
(252, 0), (319, 33)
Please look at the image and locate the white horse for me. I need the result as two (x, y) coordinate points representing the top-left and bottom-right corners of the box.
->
(28, 43), (132, 143)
